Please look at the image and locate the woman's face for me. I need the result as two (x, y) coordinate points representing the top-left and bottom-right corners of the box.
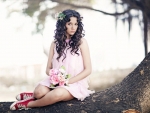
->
(65, 17), (78, 37)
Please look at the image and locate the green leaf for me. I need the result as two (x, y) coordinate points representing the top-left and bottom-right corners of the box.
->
(50, 84), (55, 88)
(61, 65), (66, 70)
(58, 13), (66, 20)
(66, 74), (71, 79)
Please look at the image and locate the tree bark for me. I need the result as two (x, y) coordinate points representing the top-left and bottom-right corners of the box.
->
(1, 52), (150, 113)
(143, 12), (148, 56)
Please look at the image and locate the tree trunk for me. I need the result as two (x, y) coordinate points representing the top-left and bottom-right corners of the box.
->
(1, 52), (150, 113)
(143, 12), (148, 56)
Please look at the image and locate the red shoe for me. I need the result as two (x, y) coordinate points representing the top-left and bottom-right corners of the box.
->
(10, 98), (34, 110)
(16, 92), (33, 101)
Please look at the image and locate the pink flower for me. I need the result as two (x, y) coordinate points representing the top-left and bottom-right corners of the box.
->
(59, 81), (65, 86)
(58, 73), (65, 82)
(49, 74), (59, 85)
(49, 69), (58, 76)
(49, 66), (71, 88)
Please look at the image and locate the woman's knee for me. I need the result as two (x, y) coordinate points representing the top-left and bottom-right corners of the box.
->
(53, 89), (64, 98)
(53, 88), (73, 101)
(34, 85), (50, 99)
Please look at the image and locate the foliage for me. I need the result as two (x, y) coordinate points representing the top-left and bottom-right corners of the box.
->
(22, 0), (95, 33)
(111, 0), (150, 56)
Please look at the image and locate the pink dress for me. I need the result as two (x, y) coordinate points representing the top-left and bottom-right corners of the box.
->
(39, 40), (95, 101)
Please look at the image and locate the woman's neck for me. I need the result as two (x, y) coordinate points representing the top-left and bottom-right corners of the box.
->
(66, 34), (72, 39)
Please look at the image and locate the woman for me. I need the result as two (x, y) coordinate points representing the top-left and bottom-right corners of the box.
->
(10, 9), (95, 110)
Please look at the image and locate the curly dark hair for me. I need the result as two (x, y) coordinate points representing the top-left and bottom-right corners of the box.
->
(54, 9), (85, 61)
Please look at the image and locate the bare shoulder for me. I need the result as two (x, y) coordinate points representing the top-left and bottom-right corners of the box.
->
(51, 40), (55, 45)
(79, 38), (90, 54)
(50, 40), (55, 48)
(80, 38), (87, 44)
(48, 40), (55, 54)
(80, 38), (88, 48)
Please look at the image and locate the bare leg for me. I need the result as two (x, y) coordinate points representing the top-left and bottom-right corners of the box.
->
(33, 84), (50, 99)
(28, 87), (74, 107)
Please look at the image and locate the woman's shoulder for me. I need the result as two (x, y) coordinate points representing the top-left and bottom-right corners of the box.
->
(80, 38), (88, 47)
(79, 38), (89, 52)
(48, 40), (56, 53)
(80, 37), (87, 42)
(50, 40), (56, 48)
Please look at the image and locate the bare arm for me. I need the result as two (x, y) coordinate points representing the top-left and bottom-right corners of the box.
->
(46, 41), (55, 75)
(68, 38), (92, 84)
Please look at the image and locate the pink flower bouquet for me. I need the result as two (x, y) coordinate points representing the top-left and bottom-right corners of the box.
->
(49, 66), (71, 88)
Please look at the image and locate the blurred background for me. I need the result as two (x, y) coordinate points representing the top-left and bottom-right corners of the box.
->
(0, 0), (150, 101)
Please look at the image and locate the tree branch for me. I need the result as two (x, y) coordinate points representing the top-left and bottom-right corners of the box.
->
(51, 0), (131, 16)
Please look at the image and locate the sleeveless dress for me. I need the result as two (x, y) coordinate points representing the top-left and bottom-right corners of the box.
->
(38, 39), (95, 101)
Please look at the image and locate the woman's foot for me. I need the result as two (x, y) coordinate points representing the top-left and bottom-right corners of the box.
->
(16, 92), (33, 101)
(10, 98), (34, 110)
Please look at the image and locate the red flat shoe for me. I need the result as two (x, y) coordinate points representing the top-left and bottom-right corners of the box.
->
(10, 98), (34, 110)
(16, 92), (33, 101)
